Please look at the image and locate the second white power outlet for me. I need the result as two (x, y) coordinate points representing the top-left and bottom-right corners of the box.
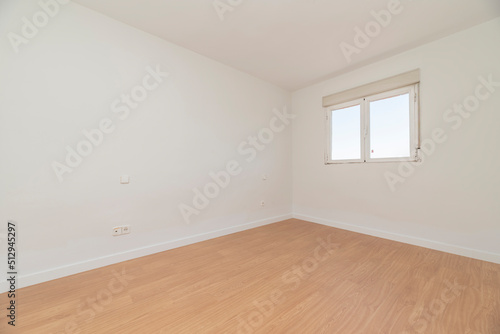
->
(113, 225), (131, 236)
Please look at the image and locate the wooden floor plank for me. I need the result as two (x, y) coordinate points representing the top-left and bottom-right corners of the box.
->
(1, 219), (499, 333)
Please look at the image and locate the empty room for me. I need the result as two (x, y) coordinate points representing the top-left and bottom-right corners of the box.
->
(1, 0), (500, 333)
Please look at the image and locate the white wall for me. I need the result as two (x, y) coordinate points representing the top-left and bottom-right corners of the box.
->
(1, 1), (498, 294)
(292, 18), (500, 263)
(0, 1), (292, 291)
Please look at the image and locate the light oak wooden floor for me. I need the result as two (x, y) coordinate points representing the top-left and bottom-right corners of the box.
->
(1, 219), (499, 333)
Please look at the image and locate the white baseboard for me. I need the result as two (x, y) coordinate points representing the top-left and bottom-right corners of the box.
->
(294, 212), (500, 264)
(0, 213), (292, 293)
(3, 211), (497, 293)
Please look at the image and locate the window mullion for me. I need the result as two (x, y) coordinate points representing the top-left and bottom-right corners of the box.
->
(361, 98), (369, 162)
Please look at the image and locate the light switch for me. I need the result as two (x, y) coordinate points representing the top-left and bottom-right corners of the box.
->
(120, 175), (130, 184)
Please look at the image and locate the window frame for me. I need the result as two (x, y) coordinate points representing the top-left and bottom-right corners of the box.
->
(325, 84), (419, 164)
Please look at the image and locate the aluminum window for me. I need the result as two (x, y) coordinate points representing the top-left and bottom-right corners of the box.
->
(325, 84), (419, 164)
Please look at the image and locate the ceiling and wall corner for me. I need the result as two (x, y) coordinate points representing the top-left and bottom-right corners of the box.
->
(73, 0), (500, 91)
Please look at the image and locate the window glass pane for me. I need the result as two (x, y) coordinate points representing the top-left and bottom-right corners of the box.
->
(369, 93), (410, 159)
(331, 105), (361, 160)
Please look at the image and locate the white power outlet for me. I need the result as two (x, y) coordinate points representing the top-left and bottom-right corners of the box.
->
(112, 227), (122, 236)
(113, 225), (131, 236)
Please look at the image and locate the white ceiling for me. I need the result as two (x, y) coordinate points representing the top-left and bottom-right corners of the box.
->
(73, 0), (500, 91)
